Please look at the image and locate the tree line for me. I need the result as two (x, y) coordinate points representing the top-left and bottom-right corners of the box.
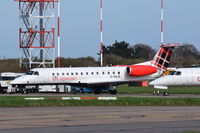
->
(103, 41), (200, 67)
(0, 41), (200, 72)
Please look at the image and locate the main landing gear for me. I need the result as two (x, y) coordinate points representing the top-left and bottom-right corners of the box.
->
(93, 88), (101, 94)
(93, 88), (118, 95)
(109, 89), (117, 95)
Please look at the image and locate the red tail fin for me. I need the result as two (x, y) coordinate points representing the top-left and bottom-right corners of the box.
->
(151, 43), (180, 71)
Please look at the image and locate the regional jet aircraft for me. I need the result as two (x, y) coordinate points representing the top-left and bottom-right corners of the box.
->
(150, 68), (200, 96)
(11, 44), (180, 94)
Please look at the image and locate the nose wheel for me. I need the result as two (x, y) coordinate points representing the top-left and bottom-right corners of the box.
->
(153, 89), (169, 96)
(163, 91), (169, 96)
(153, 89), (160, 95)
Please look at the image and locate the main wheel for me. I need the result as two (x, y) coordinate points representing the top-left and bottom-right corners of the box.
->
(0, 88), (6, 94)
(21, 89), (27, 94)
(80, 89), (84, 94)
(109, 89), (117, 95)
(163, 92), (169, 96)
(156, 90), (160, 95)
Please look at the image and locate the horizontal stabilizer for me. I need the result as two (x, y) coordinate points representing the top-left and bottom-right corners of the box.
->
(161, 43), (181, 48)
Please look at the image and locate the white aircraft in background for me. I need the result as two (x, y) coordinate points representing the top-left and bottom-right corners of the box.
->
(11, 44), (180, 94)
(150, 68), (200, 96)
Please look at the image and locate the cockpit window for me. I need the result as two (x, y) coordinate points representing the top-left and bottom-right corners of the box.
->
(169, 71), (181, 76)
(175, 71), (181, 75)
(34, 71), (39, 75)
(169, 71), (176, 75)
(26, 71), (39, 75)
(26, 71), (34, 75)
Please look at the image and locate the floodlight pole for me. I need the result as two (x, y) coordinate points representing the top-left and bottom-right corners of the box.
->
(57, 0), (61, 67)
(100, 0), (103, 66)
(161, 0), (164, 45)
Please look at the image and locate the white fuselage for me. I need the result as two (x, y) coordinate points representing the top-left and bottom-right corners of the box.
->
(11, 66), (161, 88)
(150, 68), (200, 87)
(11, 44), (179, 89)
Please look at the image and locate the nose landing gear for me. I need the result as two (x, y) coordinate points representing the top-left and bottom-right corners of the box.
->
(153, 89), (169, 96)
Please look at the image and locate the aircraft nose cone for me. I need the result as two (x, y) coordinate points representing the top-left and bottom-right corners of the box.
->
(150, 76), (171, 86)
(149, 78), (163, 86)
(10, 77), (26, 85)
(149, 80), (158, 86)
(149, 79), (160, 86)
(10, 79), (19, 85)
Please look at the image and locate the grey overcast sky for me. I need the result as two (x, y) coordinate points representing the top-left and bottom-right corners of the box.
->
(0, 0), (200, 59)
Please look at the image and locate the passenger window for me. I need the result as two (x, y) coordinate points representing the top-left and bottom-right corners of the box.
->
(81, 72), (83, 75)
(66, 73), (69, 75)
(52, 73), (55, 76)
(108, 72), (110, 75)
(113, 72), (115, 74)
(96, 72), (99, 75)
(86, 72), (88, 75)
(57, 73), (59, 76)
(118, 72), (120, 74)
(91, 72), (94, 75)
(102, 72), (105, 75)
(62, 73), (64, 76)
(76, 72), (78, 75)
(71, 73), (73, 75)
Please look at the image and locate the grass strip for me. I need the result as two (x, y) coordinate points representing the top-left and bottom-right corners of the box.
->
(180, 132), (200, 133)
(0, 96), (200, 107)
(117, 85), (200, 94)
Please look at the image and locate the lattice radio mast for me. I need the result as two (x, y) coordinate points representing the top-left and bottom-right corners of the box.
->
(15, 0), (59, 69)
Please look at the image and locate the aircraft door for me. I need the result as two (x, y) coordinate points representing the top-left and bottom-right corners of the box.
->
(167, 71), (175, 85)
(171, 71), (184, 85)
(33, 71), (44, 83)
(186, 70), (193, 85)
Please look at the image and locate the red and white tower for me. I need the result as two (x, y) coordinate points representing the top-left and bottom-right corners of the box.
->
(57, 0), (61, 67)
(15, 0), (59, 69)
(99, 0), (103, 66)
(161, 0), (164, 45)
